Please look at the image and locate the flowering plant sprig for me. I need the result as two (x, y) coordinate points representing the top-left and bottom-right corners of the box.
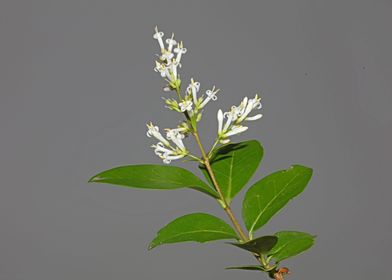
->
(89, 27), (316, 280)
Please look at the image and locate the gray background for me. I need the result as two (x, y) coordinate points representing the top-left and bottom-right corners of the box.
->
(1, 1), (391, 279)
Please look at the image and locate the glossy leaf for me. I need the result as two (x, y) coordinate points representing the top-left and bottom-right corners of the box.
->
(200, 140), (263, 203)
(268, 231), (315, 262)
(89, 164), (218, 198)
(226, 265), (265, 271)
(242, 165), (313, 234)
(229, 235), (278, 254)
(149, 213), (238, 249)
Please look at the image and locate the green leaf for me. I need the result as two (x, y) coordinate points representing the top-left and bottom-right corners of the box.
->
(229, 235), (278, 254)
(149, 213), (238, 249)
(268, 231), (315, 262)
(200, 140), (263, 203)
(89, 164), (218, 198)
(242, 165), (313, 234)
(226, 265), (265, 271)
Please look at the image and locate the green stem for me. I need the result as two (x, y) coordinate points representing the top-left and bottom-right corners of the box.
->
(260, 254), (268, 267)
(186, 153), (204, 164)
(175, 83), (182, 100)
(207, 138), (220, 158)
(193, 131), (249, 242)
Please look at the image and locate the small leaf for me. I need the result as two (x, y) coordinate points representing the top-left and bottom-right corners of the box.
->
(200, 140), (263, 203)
(229, 235), (278, 254)
(226, 265), (265, 271)
(89, 164), (218, 198)
(268, 231), (315, 262)
(149, 213), (238, 250)
(242, 165), (313, 234)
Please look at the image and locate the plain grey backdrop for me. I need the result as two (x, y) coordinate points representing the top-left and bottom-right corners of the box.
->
(1, 1), (391, 279)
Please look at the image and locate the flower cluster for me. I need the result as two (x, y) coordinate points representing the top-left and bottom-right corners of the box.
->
(164, 79), (220, 116)
(153, 26), (186, 91)
(148, 27), (263, 163)
(217, 94), (262, 144)
(146, 123), (188, 164)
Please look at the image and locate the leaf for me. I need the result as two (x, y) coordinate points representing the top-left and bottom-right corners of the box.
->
(242, 165), (313, 234)
(89, 164), (218, 198)
(229, 235), (278, 254)
(226, 265), (265, 271)
(149, 213), (238, 250)
(268, 231), (315, 262)
(199, 140), (263, 203)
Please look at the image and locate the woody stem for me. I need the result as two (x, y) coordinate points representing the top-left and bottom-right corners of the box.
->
(193, 131), (249, 242)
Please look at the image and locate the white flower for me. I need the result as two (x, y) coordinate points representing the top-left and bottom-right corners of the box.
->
(165, 60), (179, 82)
(153, 26), (165, 51)
(166, 34), (177, 52)
(187, 78), (200, 104)
(222, 107), (237, 132)
(146, 122), (170, 146)
(217, 109), (224, 134)
(154, 61), (166, 77)
(166, 128), (186, 151)
(179, 100), (193, 112)
(174, 41), (187, 64)
(220, 139), (231, 144)
(160, 49), (174, 61)
(153, 142), (174, 156)
(236, 97), (248, 118)
(199, 86), (220, 109)
(224, 125), (248, 137)
(245, 114), (262, 121)
(152, 142), (186, 164)
(237, 94), (262, 122)
(216, 94), (262, 143)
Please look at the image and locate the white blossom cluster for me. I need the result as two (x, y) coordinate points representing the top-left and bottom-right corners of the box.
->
(153, 26), (186, 91)
(148, 27), (263, 164)
(146, 123), (188, 164)
(217, 95), (262, 144)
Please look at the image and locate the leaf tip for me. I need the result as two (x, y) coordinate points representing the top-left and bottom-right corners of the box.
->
(87, 177), (95, 183)
(88, 174), (103, 183)
(148, 241), (157, 250)
(292, 164), (313, 174)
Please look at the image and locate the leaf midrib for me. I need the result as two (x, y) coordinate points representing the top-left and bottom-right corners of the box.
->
(249, 173), (302, 233)
(97, 175), (205, 188)
(226, 153), (235, 200)
(157, 229), (236, 243)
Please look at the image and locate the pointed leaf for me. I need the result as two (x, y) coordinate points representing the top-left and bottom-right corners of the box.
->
(149, 213), (238, 249)
(226, 265), (265, 271)
(200, 140), (263, 202)
(242, 165), (313, 234)
(229, 235), (278, 254)
(89, 164), (218, 198)
(268, 231), (315, 262)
